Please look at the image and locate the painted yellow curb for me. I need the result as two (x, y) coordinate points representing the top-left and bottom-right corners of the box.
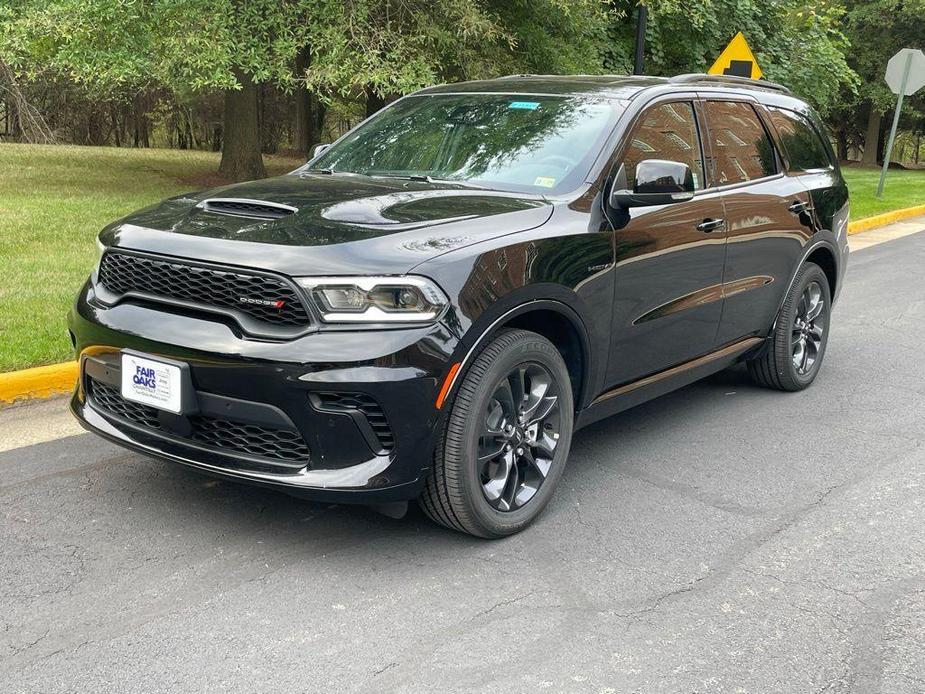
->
(848, 204), (925, 235)
(0, 362), (78, 405)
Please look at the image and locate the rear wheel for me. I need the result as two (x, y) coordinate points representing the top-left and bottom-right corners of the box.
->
(420, 329), (573, 538)
(748, 262), (831, 391)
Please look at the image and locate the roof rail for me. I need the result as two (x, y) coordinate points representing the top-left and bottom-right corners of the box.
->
(669, 73), (793, 95)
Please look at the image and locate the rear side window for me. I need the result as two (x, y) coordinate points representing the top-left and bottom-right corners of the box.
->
(622, 102), (705, 190)
(703, 101), (777, 185)
(767, 106), (832, 172)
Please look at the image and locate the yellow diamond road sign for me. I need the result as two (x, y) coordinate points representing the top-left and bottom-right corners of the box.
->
(708, 32), (762, 80)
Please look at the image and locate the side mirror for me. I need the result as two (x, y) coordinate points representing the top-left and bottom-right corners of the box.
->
(609, 160), (696, 208)
(312, 143), (331, 159)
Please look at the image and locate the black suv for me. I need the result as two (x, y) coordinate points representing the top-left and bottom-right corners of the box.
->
(70, 74), (848, 537)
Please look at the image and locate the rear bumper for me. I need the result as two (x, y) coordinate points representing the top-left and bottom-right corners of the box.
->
(68, 280), (459, 503)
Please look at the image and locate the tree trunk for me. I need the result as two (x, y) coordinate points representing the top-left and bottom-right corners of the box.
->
(294, 48), (311, 155)
(111, 106), (122, 147)
(365, 87), (385, 118)
(836, 128), (848, 162)
(293, 47), (327, 157)
(219, 72), (267, 181)
(313, 98), (327, 149)
(861, 106), (881, 167)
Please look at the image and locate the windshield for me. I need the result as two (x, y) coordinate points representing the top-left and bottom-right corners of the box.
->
(306, 94), (623, 195)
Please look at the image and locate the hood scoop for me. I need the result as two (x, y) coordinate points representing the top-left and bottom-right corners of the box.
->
(198, 198), (298, 220)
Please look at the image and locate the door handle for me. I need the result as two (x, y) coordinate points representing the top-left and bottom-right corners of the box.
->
(788, 200), (809, 214)
(697, 218), (725, 232)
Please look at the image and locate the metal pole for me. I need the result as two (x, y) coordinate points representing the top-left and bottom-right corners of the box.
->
(633, 3), (648, 76)
(878, 52), (913, 198)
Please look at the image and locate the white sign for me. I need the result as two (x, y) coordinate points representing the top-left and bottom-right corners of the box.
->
(121, 353), (183, 414)
(885, 48), (925, 96)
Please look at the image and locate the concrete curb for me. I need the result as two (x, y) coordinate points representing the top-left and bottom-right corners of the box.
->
(0, 362), (78, 405)
(847, 204), (925, 235)
(2, 206), (925, 407)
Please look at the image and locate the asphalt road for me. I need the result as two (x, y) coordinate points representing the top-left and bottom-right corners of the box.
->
(3, 231), (925, 694)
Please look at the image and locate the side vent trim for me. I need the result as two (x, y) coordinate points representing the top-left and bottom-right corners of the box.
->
(309, 392), (395, 454)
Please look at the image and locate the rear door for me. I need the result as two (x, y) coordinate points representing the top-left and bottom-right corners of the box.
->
(764, 104), (846, 237)
(699, 98), (816, 345)
(605, 98), (728, 387)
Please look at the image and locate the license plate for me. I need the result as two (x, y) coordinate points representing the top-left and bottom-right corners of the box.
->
(121, 353), (183, 414)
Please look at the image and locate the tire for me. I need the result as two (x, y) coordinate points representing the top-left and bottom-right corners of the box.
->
(747, 262), (831, 391)
(419, 328), (574, 538)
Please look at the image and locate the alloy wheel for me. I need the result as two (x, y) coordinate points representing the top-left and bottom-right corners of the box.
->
(792, 280), (826, 376)
(477, 362), (561, 512)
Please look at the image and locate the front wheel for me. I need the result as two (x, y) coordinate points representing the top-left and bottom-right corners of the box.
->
(420, 329), (574, 538)
(748, 261), (832, 391)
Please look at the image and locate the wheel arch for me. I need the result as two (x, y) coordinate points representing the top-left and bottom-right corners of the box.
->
(771, 237), (840, 335)
(442, 299), (594, 414)
(805, 244), (838, 299)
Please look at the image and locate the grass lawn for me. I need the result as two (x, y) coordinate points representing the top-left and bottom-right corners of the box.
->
(2, 145), (925, 373)
(842, 166), (925, 220)
(0, 144), (303, 372)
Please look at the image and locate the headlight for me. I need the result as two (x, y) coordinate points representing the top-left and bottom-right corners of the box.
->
(295, 276), (448, 323)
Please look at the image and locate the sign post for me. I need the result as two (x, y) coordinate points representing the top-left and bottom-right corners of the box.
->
(633, 2), (648, 75)
(878, 48), (925, 198)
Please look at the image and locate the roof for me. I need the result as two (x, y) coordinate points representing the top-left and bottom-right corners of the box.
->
(417, 73), (795, 102)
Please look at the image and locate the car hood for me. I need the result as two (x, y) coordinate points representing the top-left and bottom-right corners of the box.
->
(102, 173), (553, 276)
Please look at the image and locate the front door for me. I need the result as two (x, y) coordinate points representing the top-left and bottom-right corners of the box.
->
(605, 100), (727, 387)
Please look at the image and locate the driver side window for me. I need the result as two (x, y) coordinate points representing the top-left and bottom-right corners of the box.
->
(623, 102), (705, 191)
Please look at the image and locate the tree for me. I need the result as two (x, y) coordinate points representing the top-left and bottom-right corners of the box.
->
(602, 0), (858, 118)
(303, 0), (606, 113)
(1, 0), (323, 180)
(839, 0), (925, 165)
(2, 0), (606, 176)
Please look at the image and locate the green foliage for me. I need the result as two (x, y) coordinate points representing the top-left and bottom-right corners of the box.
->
(843, 0), (925, 112)
(1, 0), (326, 94)
(2, 0), (604, 99)
(304, 0), (606, 97)
(603, 0), (858, 116)
(4, 0), (924, 163)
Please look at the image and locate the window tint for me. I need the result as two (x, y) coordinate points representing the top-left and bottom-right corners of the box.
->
(622, 102), (704, 190)
(767, 106), (832, 172)
(703, 101), (777, 185)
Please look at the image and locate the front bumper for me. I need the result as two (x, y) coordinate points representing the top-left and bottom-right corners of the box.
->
(69, 280), (459, 503)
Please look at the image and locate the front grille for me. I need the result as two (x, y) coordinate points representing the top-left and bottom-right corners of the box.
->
(97, 251), (312, 328)
(87, 378), (310, 466)
(313, 392), (395, 452)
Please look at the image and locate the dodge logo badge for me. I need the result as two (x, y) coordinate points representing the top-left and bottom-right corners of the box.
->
(239, 297), (285, 309)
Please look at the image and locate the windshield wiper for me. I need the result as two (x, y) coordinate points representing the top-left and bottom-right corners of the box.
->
(405, 174), (488, 190)
(306, 168), (368, 177)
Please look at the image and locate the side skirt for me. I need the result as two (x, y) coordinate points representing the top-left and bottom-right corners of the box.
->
(575, 336), (766, 430)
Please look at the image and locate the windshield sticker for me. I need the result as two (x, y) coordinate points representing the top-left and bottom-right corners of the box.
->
(509, 101), (540, 110)
(534, 176), (557, 188)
